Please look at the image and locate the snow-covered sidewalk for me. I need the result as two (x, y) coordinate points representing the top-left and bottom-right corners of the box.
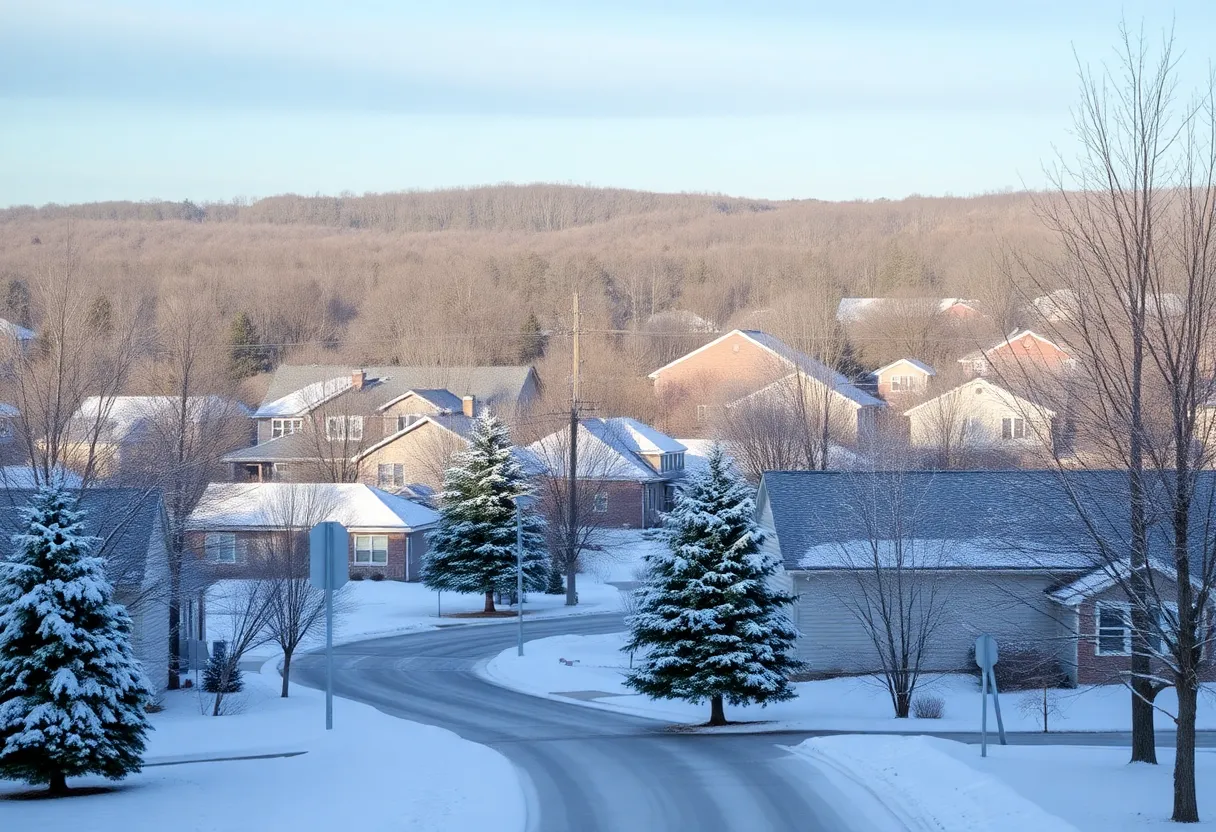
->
(482, 631), (1216, 733)
(0, 658), (525, 832)
(791, 735), (1216, 831)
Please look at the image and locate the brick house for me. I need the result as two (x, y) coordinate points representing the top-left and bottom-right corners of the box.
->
(959, 329), (1074, 377)
(647, 329), (884, 440)
(523, 417), (686, 529)
(871, 358), (936, 400)
(187, 482), (439, 582)
(757, 470), (1216, 685)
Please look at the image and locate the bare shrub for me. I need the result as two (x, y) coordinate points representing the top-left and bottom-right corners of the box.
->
(912, 694), (945, 720)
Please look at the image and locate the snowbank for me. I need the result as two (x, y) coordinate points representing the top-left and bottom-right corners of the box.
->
(791, 735), (1078, 832)
(482, 631), (1216, 732)
(0, 658), (525, 832)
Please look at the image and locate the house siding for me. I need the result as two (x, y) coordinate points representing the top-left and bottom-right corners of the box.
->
(356, 422), (469, 493)
(187, 529), (413, 581)
(588, 480), (648, 529)
(791, 570), (1071, 674)
(906, 384), (1053, 458)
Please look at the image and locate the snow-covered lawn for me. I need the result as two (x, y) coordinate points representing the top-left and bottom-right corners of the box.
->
(482, 631), (1216, 732)
(0, 658), (525, 832)
(791, 735), (1216, 831)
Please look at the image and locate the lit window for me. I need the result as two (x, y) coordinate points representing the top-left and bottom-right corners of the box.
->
(1096, 603), (1131, 656)
(271, 418), (303, 438)
(354, 534), (389, 565)
(1001, 417), (1026, 440)
(205, 533), (237, 563)
(593, 492), (608, 513)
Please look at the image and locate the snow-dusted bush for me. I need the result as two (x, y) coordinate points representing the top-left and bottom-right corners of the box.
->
(912, 694), (945, 719)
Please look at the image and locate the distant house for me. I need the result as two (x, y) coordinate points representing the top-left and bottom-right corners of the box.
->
(187, 482), (440, 582)
(0, 318), (35, 349)
(1031, 289), (1185, 324)
(902, 377), (1057, 461)
(959, 329), (1074, 377)
(0, 488), (173, 692)
(836, 297), (984, 324)
(523, 417), (686, 529)
(756, 470), (1216, 685)
(871, 358), (935, 399)
(227, 366), (537, 484)
(647, 329), (884, 441)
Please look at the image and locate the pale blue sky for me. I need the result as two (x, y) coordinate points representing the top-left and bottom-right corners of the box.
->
(1, 1), (1213, 206)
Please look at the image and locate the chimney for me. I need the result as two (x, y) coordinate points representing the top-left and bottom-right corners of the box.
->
(352, 369), (366, 390)
(462, 395), (476, 418)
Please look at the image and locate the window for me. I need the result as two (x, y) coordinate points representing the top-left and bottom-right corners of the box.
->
(271, 418), (303, 439)
(1001, 417), (1026, 440)
(1095, 602), (1131, 655)
(327, 416), (363, 441)
(1148, 603), (1180, 656)
(593, 492), (609, 513)
(662, 485), (676, 513)
(696, 405), (710, 424)
(205, 533), (237, 564)
(890, 375), (917, 392)
(354, 534), (389, 565)
(659, 452), (685, 473)
(348, 416), (363, 441)
(377, 463), (405, 489)
(393, 414), (423, 433)
(272, 463), (289, 481)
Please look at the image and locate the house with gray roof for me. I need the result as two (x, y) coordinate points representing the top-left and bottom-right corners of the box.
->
(0, 488), (175, 692)
(756, 469), (1216, 685)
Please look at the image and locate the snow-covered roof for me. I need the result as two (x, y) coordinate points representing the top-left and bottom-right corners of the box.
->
(644, 309), (718, 333)
(376, 389), (464, 414)
(901, 377), (1056, 419)
(525, 418), (684, 482)
(0, 466), (83, 489)
(871, 358), (936, 379)
(187, 483), (439, 531)
(0, 402), (17, 418)
(0, 318), (35, 342)
(837, 298), (980, 323)
(254, 377), (353, 418)
(1047, 563), (1203, 606)
(78, 395), (251, 440)
(960, 329), (1070, 364)
(799, 538), (1092, 571)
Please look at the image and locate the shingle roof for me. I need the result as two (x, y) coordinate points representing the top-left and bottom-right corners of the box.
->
(188, 483), (439, 531)
(525, 418), (683, 482)
(758, 470), (1216, 572)
(0, 488), (164, 588)
(836, 298), (980, 323)
(376, 389), (464, 413)
(257, 365), (536, 417)
(739, 331), (884, 408)
(78, 395), (252, 441)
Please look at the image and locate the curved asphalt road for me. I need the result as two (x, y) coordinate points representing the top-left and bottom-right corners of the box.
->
(296, 613), (1213, 831)
(295, 614), (866, 832)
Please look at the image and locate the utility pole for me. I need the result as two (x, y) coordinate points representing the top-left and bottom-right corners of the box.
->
(566, 292), (580, 606)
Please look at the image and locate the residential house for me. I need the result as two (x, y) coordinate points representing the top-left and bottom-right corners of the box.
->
(871, 358), (935, 399)
(0, 317), (35, 350)
(756, 470), (1216, 685)
(523, 417), (686, 529)
(68, 395), (252, 479)
(836, 297), (984, 324)
(647, 329), (884, 441)
(959, 329), (1074, 377)
(0, 488), (174, 692)
(902, 377), (1057, 464)
(187, 482), (440, 582)
(227, 365), (536, 484)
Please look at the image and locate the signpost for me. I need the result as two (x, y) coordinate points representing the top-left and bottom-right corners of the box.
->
(974, 633), (1006, 757)
(310, 521), (349, 730)
(511, 494), (536, 657)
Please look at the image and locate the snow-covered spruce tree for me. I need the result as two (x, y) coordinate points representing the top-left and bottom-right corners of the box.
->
(624, 444), (802, 726)
(422, 411), (549, 613)
(0, 487), (152, 795)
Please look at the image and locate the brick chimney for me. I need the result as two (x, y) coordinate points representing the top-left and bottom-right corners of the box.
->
(352, 369), (366, 390)
(462, 395), (476, 418)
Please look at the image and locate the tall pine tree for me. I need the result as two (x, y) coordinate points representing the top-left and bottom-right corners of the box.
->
(422, 411), (549, 612)
(0, 487), (152, 794)
(624, 444), (802, 725)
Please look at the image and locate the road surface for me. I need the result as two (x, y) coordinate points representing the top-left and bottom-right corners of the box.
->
(296, 613), (1212, 830)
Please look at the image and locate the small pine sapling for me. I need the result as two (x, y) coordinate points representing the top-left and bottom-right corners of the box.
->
(202, 642), (243, 695)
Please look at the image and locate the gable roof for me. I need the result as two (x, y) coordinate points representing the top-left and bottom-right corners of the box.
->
(1046, 562), (1206, 607)
(376, 389), (464, 414)
(960, 329), (1071, 364)
(257, 365), (536, 418)
(649, 329), (883, 408)
(525, 418), (684, 482)
(187, 483), (439, 531)
(0, 488), (165, 588)
(871, 358), (936, 379)
(352, 413), (473, 461)
(901, 377), (1056, 419)
(757, 469), (1216, 572)
(837, 297), (981, 323)
(78, 395), (252, 441)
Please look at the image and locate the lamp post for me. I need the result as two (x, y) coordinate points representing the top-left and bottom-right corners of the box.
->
(512, 494), (536, 657)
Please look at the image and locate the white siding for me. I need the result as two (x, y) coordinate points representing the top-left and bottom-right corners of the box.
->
(792, 570), (1072, 674)
(125, 512), (170, 694)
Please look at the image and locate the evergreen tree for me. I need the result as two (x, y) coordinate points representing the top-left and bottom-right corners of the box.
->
(228, 311), (268, 380)
(624, 444), (802, 726)
(4, 278), (30, 329)
(0, 487), (152, 795)
(422, 411), (549, 612)
(518, 312), (547, 364)
(201, 642), (242, 694)
(545, 557), (566, 595)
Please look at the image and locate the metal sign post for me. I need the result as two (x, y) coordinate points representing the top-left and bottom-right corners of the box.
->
(516, 505), (524, 657)
(974, 633), (1006, 756)
(310, 521), (349, 730)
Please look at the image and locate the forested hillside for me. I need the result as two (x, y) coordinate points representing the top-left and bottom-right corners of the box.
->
(0, 185), (1058, 425)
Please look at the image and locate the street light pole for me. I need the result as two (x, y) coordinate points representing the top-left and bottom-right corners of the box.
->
(516, 499), (524, 657)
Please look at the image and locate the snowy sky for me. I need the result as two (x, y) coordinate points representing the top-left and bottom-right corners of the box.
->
(2, 1), (1214, 205)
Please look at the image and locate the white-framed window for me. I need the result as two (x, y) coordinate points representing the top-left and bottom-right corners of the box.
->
(348, 415), (363, 441)
(392, 414), (423, 433)
(271, 418), (303, 439)
(205, 532), (237, 564)
(1001, 417), (1026, 440)
(354, 534), (389, 565)
(659, 452), (685, 473)
(890, 374), (918, 392)
(696, 405), (710, 424)
(593, 492), (609, 513)
(378, 463), (405, 489)
(1148, 602), (1180, 656)
(1095, 601), (1131, 656)
(325, 416), (346, 440)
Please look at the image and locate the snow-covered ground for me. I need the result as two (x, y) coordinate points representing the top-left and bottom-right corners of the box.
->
(792, 735), (1216, 831)
(0, 659), (525, 832)
(482, 631), (1216, 732)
